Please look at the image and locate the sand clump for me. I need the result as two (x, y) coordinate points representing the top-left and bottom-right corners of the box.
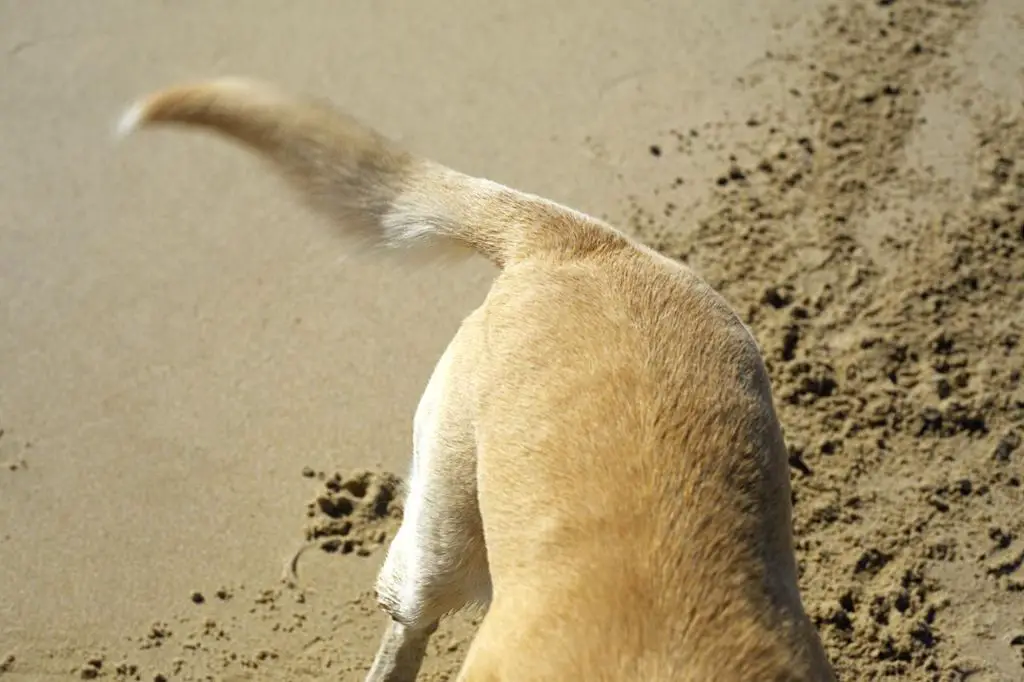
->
(281, 467), (404, 587)
(0, 424), (29, 473)
(301, 468), (403, 558)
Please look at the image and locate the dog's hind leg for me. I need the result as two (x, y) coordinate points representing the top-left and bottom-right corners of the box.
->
(364, 619), (438, 682)
(365, 327), (490, 682)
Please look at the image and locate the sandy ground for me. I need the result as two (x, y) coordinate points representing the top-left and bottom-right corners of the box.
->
(1, 0), (1022, 680)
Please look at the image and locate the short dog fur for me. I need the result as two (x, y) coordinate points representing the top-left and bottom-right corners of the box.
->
(119, 78), (836, 682)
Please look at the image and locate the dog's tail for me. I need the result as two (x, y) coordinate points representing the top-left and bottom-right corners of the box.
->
(117, 78), (621, 268)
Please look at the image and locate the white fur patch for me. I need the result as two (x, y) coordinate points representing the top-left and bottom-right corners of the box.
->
(114, 101), (146, 140)
(375, 346), (454, 621)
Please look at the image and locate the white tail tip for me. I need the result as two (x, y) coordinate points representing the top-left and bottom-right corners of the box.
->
(115, 100), (146, 140)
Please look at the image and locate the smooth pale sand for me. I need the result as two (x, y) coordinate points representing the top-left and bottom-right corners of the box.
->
(2, 1), (1022, 680)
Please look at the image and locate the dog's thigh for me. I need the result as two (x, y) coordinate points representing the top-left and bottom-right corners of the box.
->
(375, 334), (490, 628)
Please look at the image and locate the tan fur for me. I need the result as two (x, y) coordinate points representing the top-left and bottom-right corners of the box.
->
(118, 78), (836, 682)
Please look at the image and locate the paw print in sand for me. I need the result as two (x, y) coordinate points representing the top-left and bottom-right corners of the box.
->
(283, 468), (403, 585)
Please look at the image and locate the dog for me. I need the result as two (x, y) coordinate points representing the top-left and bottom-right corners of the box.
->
(118, 78), (836, 682)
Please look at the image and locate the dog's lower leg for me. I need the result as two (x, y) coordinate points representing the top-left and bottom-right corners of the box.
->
(365, 619), (439, 682)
